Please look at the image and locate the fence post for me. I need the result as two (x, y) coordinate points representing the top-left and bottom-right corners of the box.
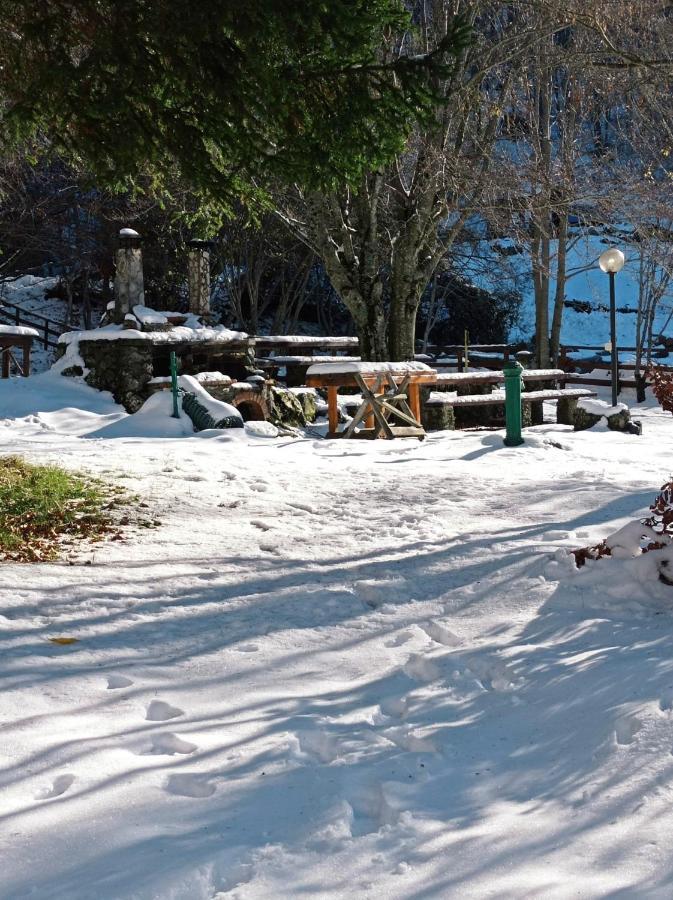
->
(503, 360), (524, 447)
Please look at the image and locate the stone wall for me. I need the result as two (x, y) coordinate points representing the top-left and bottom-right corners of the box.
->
(80, 339), (153, 412)
(59, 337), (255, 413)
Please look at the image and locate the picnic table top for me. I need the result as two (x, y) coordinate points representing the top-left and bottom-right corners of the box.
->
(306, 361), (438, 387)
(307, 360), (433, 375)
(253, 335), (359, 349)
(0, 325), (39, 341)
(258, 355), (361, 366)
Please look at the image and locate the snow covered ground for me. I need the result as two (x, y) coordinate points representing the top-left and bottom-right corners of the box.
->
(2, 371), (673, 899)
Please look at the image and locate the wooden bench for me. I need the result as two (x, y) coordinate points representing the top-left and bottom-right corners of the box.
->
(306, 362), (438, 439)
(424, 386), (596, 430)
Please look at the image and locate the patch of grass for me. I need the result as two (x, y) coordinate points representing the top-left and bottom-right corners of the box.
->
(0, 455), (116, 562)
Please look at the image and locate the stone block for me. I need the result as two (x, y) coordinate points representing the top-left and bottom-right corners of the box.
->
(557, 396), (578, 426)
(423, 402), (455, 431)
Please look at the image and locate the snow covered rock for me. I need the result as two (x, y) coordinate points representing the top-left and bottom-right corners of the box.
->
(574, 398), (631, 432)
(270, 386), (307, 429)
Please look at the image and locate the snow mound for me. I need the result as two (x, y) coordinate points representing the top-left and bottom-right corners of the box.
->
(179, 374), (242, 425)
(244, 421), (279, 438)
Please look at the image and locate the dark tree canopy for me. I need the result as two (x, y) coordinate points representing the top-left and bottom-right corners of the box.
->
(0, 1), (468, 216)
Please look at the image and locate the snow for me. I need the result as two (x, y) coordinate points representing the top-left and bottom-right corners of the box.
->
(578, 398), (630, 417)
(133, 305), (169, 326)
(178, 374), (242, 424)
(0, 324), (40, 337)
(59, 323), (249, 346)
(307, 361), (433, 375)
(264, 355), (361, 364)
(4, 368), (673, 897)
(257, 335), (357, 347)
(192, 371), (232, 384)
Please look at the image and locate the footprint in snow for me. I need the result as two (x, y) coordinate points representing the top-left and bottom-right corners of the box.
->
(379, 695), (409, 719)
(418, 621), (461, 647)
(287, 501), (317, 515)
(403, 653), (440, 682)
(615, 714), (643, 746)
(251, 519), (273, 531)
(542, 529), (576, 542)
(37, 774), (76, 800)
(146, 700), (184, 722)
(107, 674), (134, 689)
(146, 733), (197, 756)
(212, 861), (254, 895)
(249, 481), (269, 493)
(259, 541), (280, 554)
(165, 773), (215, 798)
(383, 726), (436, 754)
(295, 729), (340, 764)
(235, 643), (259, 653)
(385, 630), (414, 648)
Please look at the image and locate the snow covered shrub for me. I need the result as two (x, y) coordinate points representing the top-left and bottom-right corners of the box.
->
(572, 480), (673, 568)
(646, 366), (673, 414)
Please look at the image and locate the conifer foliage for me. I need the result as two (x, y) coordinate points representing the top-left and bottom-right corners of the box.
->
(0, 1), (468, 214)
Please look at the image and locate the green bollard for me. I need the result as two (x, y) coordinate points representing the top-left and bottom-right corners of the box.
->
(170, 351), (180, 418)
(503, 360), (524, 447)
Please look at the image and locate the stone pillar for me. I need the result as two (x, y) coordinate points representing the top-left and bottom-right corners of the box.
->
(188, 239), (212, 318)
(114, 228), (144, 322)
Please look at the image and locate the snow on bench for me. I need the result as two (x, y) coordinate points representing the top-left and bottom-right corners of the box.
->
(430, 368), (566, 385)
(426, 387), (595, 406)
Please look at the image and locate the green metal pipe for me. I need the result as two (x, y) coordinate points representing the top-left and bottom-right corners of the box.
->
(503, 360), (524, 447)
(170, 351), (180, 418)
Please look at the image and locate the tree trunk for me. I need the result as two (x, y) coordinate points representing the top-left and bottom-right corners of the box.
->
(532, 225), (551, 368)
(550, 212), (569, 365)
(82, 266), (92, 330)
(355, 303), (388, 361)
(388, 295), (418, 361)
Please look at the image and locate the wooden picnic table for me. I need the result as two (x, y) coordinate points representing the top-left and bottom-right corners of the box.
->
(306, 362), (438, 439)
(0, 325), (39, 378)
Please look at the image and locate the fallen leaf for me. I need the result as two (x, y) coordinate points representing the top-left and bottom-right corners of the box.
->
(48, 637), (80, 645)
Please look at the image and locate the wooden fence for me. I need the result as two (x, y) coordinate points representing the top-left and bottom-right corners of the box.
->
(0, 299), (65, 349)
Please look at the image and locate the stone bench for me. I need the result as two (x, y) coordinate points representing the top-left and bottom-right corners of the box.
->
(423, 387), (596, 431)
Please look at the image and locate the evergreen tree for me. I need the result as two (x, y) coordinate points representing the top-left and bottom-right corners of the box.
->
(0, 0), (468, 217)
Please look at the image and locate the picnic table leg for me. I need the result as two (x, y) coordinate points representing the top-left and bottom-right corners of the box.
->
(327, 386), (339, 435)
(354, 373), (394, 439)
(1, 349), (9, 380)
(23, 342), (31, 377)
(407, 382), (422, 425)
(364, 375), (384, 431)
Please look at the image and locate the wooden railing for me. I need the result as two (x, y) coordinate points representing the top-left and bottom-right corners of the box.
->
(0, 299), (66, 350)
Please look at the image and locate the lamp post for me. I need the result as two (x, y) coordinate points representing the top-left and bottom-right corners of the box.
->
(598, 247), (625, 407)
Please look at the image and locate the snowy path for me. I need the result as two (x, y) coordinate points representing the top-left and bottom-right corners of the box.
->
(2, 377), (673, 898)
